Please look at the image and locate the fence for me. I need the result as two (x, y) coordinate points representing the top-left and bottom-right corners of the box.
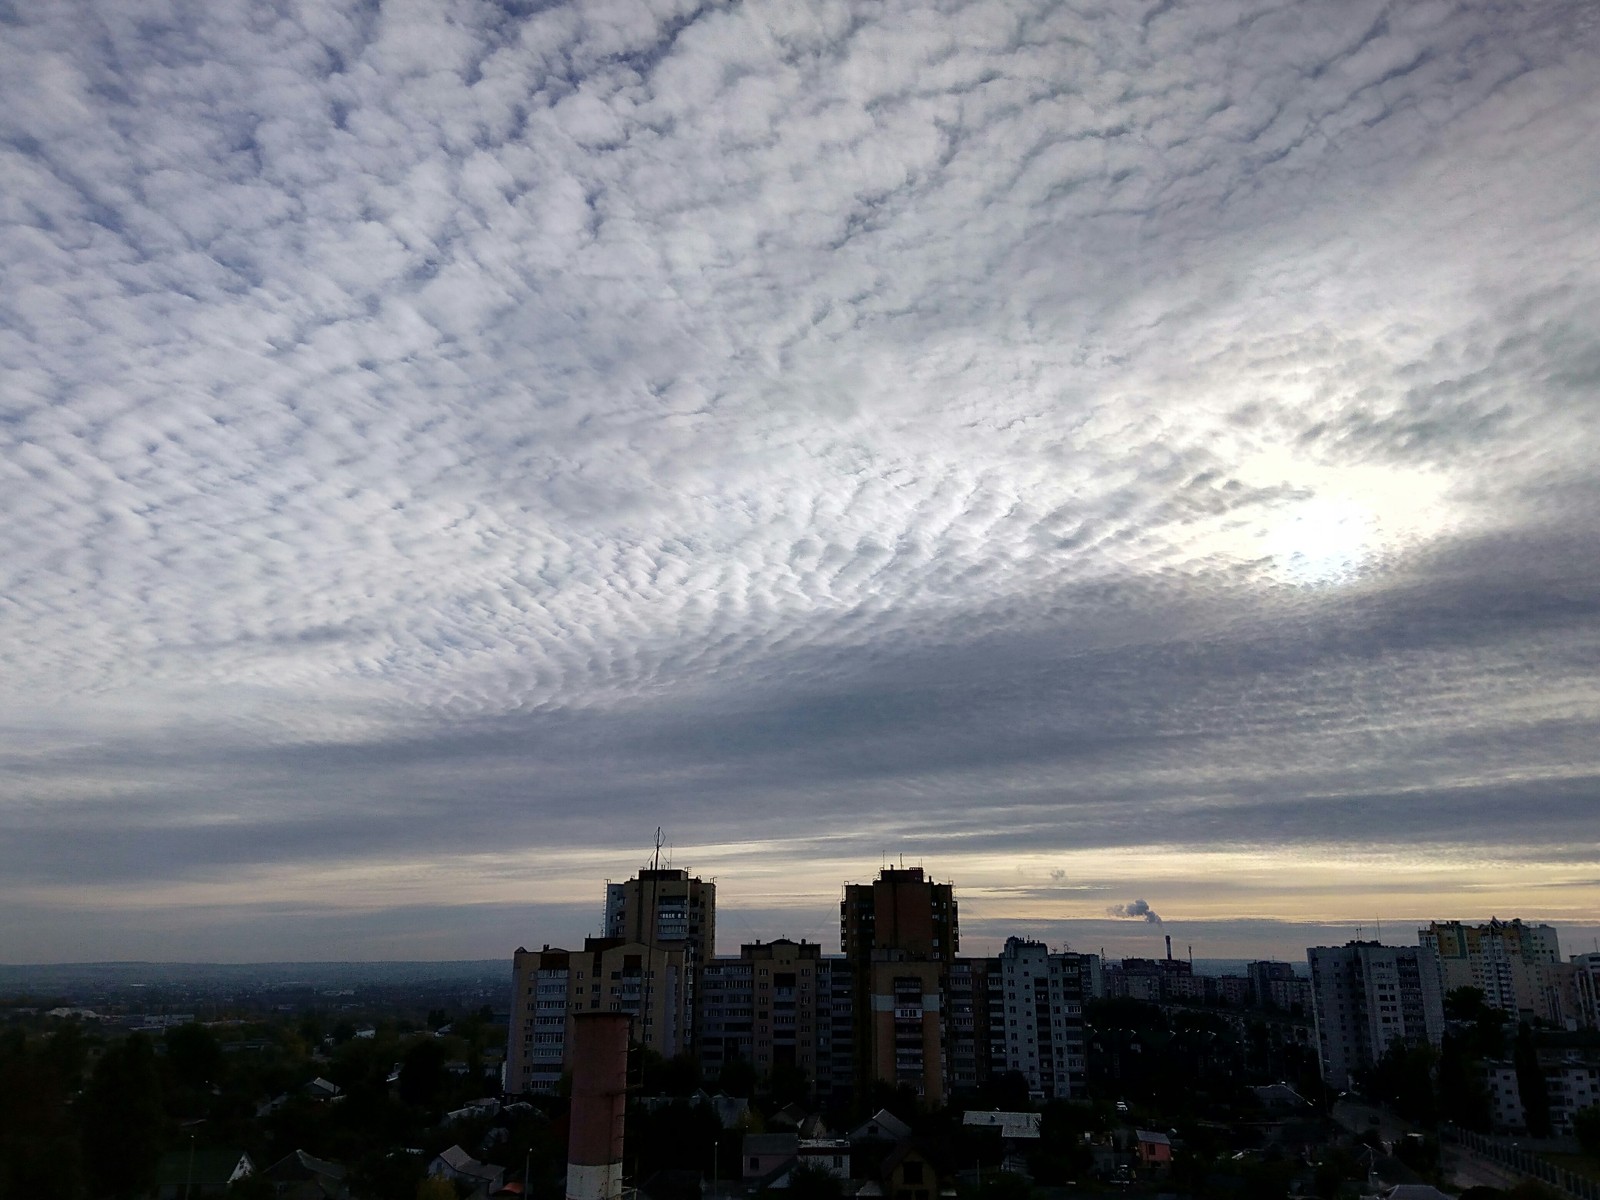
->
(1441, 1124), (1600, 1200)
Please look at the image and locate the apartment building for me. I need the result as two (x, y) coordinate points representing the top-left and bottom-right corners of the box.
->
(1418, 919), (1561, 1021)
(696, 939), (848, 1098)
(507, 937), (692, 1095)
(815, 955), (855, 1101)
(1567, 951), (1600, 1031)
(842, 867), (958, 1104)
(605, 868), (717, 965)
(983, 937), (1090, 1101)
(946, 957), (993, 1094)
(1307, 941), (1445, 1089)
(697, 956), (754, 1082)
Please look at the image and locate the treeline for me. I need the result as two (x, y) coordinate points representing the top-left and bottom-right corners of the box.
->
(0, 1009), (550, 1200)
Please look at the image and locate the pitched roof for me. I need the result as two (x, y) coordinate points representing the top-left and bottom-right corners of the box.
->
(850, 1109), (912, 1142)
(744, 1133), (800, 1156)
(265, 1151), (346, 1182)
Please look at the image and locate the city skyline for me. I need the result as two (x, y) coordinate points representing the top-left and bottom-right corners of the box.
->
(3, 0), (1599, 963)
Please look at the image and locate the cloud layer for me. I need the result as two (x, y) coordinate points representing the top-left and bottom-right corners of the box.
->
(2, 0), (1598, 961)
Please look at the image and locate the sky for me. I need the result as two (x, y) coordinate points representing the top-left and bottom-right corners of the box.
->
(2, 0), (1598, 965)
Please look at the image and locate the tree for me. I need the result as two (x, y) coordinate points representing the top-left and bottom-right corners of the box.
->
(405, 1041), (453, 1109)
(166, 1022), (224, 1090)
(416, 1176), (458, 1200)
(1512, 1024), (1550, 1138)
(0, 1029), (86, 1200)
(786, 1161), (842, 1200)
(80, 1034), (168, 1200)
(1572, 1104), (1600, 1160)
(1362, 1039), (1437, 1127)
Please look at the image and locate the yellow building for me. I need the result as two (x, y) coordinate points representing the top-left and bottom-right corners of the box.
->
(508, 938), (691, 1095)
(841, 867), (958, 1104)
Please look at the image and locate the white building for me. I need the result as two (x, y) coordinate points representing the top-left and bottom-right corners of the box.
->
(1417, 919), (1562, 1021)
(1307, 941), (1445, 1089)
(1570, 952), (1600, 1031)
(985, 936), (1090, 1101)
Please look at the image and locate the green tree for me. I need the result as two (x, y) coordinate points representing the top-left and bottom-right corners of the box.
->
(0, 1029), (86, 1200)
(1512, 1024), (1550, 1138)
(1572, 1104), (1600, 1159)
(166, 1023), (225, 1091)
(1362, 1039), (1437, 1127)
(786, 1161), (842, 1200)
(80, 1034), (168, 1200)
(399, 1038), (449, 1109)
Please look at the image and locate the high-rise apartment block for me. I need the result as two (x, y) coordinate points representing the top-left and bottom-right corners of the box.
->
(605, 869), (716, 964)
(1248, 961), (1300, 1010)
(1571, 952), (1600, 1031)
(980, 936), (1091, 1101)
(508, 938), (692, 1094)
(841, 867), (958, 1103)
(1417, 919), (1562, 1022)
(1307, 941), (1445, 1089)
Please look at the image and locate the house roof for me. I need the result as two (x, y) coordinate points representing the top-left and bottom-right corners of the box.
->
(745, 1133), (800, 1156)
(962, 1112), (1040, 1139)
(434, 1146), (502, 1183)
(770, 1102), (811, 1129)
(850, 1109), (912, 1143)
(1136, 1130), (1171, 1146)
(264, 1151), (346, 1182)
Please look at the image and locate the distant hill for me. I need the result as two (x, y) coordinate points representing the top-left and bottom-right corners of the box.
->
(0, 959), (509, 991)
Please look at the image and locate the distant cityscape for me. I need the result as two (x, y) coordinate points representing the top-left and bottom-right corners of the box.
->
(508, 863), (1600, 1133)
(5, 861), (1600, 1200)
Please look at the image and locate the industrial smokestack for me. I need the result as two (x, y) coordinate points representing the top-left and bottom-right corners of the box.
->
(566, 1012), (630, 1200)
(1165, 934), (1172, 961)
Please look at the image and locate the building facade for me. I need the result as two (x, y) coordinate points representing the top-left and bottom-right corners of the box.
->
(605, 869), (717, 965)
(981, 937), (1090, 1101)
(1307, 941), (1445, 1089)
(508, 938), (692, 1095)
(1418, 919), (1562, 1021)
(841, 867), (958, 1104)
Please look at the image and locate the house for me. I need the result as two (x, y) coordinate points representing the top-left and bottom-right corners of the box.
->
(429, 1145), (505, 1195)
(262, 1150), (348, 1200)
(1135, 1130), (1172, 1169)
(769, 1102), (811, 1130)
(445, 1097), (501, 1123)
(880, 1143), (943, 1200)
(744, 1133), (799, 1180)
(796, 1138), (851, 1180)
(304, 1077), (342, 1101)
(850, 1109), (913, 1143)
(155, 1149), (254, 1199)
(707, 1091), (751, 1130)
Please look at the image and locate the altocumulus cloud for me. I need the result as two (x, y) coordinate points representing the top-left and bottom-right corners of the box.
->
(1, 0), (1598, 960)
